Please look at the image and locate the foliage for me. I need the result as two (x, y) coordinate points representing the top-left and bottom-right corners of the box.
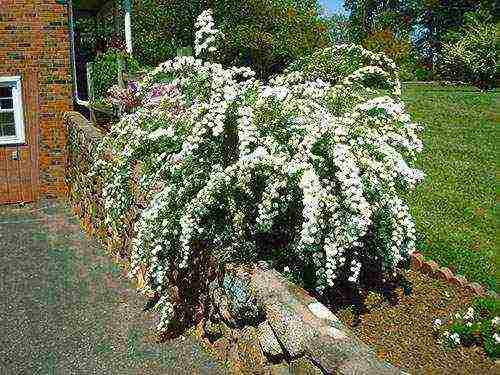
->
(413, 0), (496, 64)
(344, 0), (420, 44)
(130, 0), (206, 67)
(210, 0), (331, 81)
(362, 28), (412, 65)
(432, 296), (500, 359)
(322, 13), (353, 45)
(345, 0), (498, 78)
(90, 49), (144, 101)
(91, 10), (424, 333)
(401, 84), (497, 291)
(437, 11), (498, 88)
(75, 0), (331, 83)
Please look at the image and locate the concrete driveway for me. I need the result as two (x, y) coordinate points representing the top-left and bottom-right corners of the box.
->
(0, 200), (231, 375)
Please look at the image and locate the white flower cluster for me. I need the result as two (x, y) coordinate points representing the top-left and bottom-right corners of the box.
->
(433, 307), (500, 350)
(194, 9), (224, 57)
(90, 9), (425, 332)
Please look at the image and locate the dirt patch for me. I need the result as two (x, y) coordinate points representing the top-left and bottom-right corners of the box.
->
(334, 269), (498, 374)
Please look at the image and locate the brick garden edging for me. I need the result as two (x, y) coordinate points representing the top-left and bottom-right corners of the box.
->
(409, 252), (497, 299)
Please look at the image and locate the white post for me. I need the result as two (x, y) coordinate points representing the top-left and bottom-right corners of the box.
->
(124, 0), (133, 54)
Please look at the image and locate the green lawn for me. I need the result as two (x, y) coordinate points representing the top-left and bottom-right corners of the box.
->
(401, 84), (498, 292)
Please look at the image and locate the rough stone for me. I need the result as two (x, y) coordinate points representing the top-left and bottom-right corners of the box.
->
(203, 319), (224, 341)
(213, 287), (237, 327)
(223, 271), (261, 325)
(319, 326), (350, 340)
(410, 252), (424, 270)
(266, 303), (316, 359)
(289, 357), (323, 375)
(236, 326), (267, 372)
(336, 353), (402, 375)
(308, 302), (340, 323)
(421, 260), (439, 276)
(436, 267), (454, 282)
(270, 363), (293, 375)
(257, 321), (284, 358)
(308, 334), (401, 374)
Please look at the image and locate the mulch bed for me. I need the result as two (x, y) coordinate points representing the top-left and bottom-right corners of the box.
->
(332, 269), (498, 374)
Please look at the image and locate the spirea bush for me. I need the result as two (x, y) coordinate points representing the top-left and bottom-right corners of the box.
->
(438, 13), (498, 89)
(92, 9), (425, 332)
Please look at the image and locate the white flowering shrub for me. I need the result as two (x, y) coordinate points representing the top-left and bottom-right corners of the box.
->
(437, 13), (498, 89)
(91, 9), (425, 332)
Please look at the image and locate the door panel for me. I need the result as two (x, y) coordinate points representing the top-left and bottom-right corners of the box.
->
(0, 70), (39, 205)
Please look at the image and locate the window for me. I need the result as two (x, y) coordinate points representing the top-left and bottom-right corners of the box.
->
(0, 76), (25, 145)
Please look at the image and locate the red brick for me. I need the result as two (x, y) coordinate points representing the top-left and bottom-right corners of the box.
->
(410, 252), (424, 270)
(421, 260), (439, 277)
(466, 282), (485, 296)
(436, 267), (454, 282)
(450, 274), (468, 288)
(0, 0), (72, 200)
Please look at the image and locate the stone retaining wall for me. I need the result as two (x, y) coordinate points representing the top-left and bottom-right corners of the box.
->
(198, 262), (407, 374)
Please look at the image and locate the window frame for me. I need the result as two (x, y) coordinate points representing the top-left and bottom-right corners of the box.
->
(0, 76), (25, 145)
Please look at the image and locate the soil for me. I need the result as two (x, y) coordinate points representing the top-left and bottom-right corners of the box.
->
(332, 268), (499, 375)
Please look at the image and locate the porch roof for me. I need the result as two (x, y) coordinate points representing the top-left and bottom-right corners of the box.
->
(74, 0), (112, 11)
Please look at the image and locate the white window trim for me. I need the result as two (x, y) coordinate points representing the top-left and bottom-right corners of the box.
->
(0, 75), (25, 145)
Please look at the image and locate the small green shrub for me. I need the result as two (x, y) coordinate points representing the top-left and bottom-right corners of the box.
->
(437, 11), (498, 89)
(90, 49), (143, 101)
(432, 296), (500, 359)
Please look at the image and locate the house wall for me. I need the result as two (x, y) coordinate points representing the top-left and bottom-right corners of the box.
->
(0, 0), (73, 199)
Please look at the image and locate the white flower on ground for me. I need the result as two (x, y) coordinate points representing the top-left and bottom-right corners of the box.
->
(449, 333), (461, 345)
(463, 307), (475, 321)
(433, 318), (443, 329)
(492, 317), (499, 327)
(494, 333), (500, 344)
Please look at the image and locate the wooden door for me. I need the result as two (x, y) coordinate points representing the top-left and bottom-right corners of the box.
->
(0, 70), (39, 205)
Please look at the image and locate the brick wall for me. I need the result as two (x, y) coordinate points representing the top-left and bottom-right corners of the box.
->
(0, 0), (73, 198)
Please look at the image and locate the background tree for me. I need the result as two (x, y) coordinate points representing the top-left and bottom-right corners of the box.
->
(208, 0), (331, 80)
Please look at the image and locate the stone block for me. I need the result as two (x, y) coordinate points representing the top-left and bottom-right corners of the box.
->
(410, 253), (424, 270)
(307, 302), (340, 323)
(223, 271), (261, 324)
(236, 326), (267, 371)
(266, 303), (316, 358)
(289, 357), (323, 375)
(421, 260), (439, 276)
(257, 321), (283, 358)
(318, 326), (349, 341)
(270, 364), (293, 375)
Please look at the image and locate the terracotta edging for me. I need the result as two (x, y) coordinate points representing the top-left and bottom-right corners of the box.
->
(409, 252), (497, 299)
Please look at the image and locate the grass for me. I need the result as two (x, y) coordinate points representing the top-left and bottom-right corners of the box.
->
(401, 84), (498, 292)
